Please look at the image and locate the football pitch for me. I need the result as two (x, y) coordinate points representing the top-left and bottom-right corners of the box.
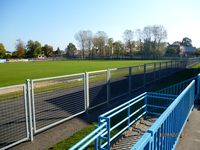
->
(0, 60), (163, 87)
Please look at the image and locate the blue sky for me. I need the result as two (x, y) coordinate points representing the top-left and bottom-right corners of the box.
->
(0, 0), (200, 51)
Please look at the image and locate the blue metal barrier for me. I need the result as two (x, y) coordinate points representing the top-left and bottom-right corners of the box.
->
(132, 80), (195, 150)
(70, 92), (175, 149)
(70, 74), (200, 150)
(69, 122), (107, 150)
(156, 76), (196, 95)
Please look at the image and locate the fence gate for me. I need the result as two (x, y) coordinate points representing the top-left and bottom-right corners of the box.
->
(30, 73), (86, 134)
(88, 70), (108, 109)
(0, 84), (29, 150)
(110, 67), (129, 100)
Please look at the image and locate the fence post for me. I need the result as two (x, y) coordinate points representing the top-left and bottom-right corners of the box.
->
(129, 67), (132, 96)
(84, 72), (89, 112)
(128, 103), (130, 127)
(26, 79), (33, 141)
(95, 126), (99, 150)
(154, 63), (156, 81)
(144, 95), (147, 113)
(106, 118), (111, 149)
(144, 64), (146, 88)
(171, 60), (173, 69)
(175, 60), (177, 68)
(197, 74), (200, 101)
(159, 62), (161, 80)
(107, 69), (110, 104)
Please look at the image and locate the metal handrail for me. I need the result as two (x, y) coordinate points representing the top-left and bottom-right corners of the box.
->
(132, 80), (195, 150)
(69, 122), (107, 150)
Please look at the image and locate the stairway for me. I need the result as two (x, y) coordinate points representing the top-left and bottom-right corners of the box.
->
(111, 117), (157, 150)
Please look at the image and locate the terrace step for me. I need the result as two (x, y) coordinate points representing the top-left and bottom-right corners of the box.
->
(111, 116), (157, 150)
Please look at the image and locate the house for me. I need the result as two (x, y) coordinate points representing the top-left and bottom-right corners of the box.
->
(37, 54), (45, 60)
(167, 38), (196, 56)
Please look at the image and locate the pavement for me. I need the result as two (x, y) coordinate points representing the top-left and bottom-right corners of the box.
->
(176, 106), (200, 150)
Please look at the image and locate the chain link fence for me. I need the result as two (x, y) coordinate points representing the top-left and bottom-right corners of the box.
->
(110, 67), (129, 100)
(30, 73), (85, 134)
(0, 84), (29, 150)
(88, 70), (108, 109)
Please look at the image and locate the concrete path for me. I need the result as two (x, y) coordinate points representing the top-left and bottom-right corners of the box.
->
(176, 107), (200, 150)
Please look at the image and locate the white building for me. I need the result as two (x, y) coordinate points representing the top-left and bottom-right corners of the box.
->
(181, 46), (196, 53)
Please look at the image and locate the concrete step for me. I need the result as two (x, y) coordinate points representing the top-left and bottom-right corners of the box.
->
(111, 116), (157, 150)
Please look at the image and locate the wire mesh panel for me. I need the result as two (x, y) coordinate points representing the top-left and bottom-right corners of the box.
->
(154, 63), (160, 80)
(159, 62), (168, 78)
(145, 63), (155, 84)
(31, 73), (85, 133)
(131, 65), (144, 91)
(110, 67), (129, 100)
(88, 70), (107, 109)
(0, 84), (29, 150)
(168, 61), (174, 74)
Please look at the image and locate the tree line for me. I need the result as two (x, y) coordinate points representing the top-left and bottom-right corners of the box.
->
(0, 25), (173, 59)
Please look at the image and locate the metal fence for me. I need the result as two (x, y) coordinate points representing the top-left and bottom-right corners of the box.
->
(88, 70), (108, 109)
(70, 75), (198, 150)
(0, 58), (199, 150)
(132, 80), (195, 150)
(69, 92), (177, 149)
(0, 84), (29, 150)
(30, 73), (85, 134)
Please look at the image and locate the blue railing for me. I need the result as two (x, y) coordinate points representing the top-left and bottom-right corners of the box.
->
(157, 74), (200, 101)
(156, 76), (196, 95)
(69, 122), (107, 150)
(70, 93), (175, 149)
(132, 80), (195, 150)
(70, 74), (200, 150)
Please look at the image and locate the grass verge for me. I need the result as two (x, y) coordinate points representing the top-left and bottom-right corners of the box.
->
(48, 123), (97, 150)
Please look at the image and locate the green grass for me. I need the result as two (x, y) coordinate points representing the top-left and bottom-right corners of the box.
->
(0, 60), (163, 87)
(48, 123), (97, 150)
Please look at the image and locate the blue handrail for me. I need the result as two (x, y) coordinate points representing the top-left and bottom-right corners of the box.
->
(70, 73), (200, 150)
(132, 80), (195, 150)
(69, 122), (107, 150)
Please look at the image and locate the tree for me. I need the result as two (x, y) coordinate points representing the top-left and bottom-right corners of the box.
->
(107, 38), (114, 56)
(151, 25), (167, 53)
(93, 31), (108, 56)
(0, 43), (6, 58)
(26, 40), (42, 58)
(165, 47), (177, 56)
(75, 30), (93, 58)
(142, 25), (167, 56)
(123, 29), (134, 56)
(135, 29), (143, 51)
(195, 48), (200, 56)
(66, 43), (77, 57)
(15, 39), (26, 58)
(142, 26), (153, 56)
(113, 41), (125, 57)
(182, 37), (192, 47)
(42, 44), (53, 57)
(54, 47), (62, 56)
(85, 30), (93, 56)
